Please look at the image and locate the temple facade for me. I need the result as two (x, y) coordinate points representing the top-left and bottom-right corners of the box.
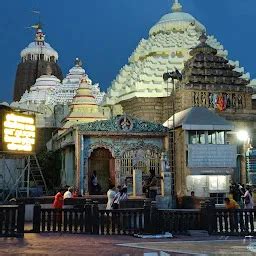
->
(54, 115), (168, 195)
(13, 25), (63, 101)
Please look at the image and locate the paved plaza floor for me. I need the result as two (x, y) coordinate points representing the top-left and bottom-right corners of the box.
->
(0, 234), (256, 256)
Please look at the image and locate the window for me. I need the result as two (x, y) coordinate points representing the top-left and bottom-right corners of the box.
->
(208, 175), (228, 191)
(208, 131), (225, 144)
(210, 193), (225, 204)
(189, 131), (205, 144)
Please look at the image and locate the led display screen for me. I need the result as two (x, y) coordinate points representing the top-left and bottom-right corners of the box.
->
(0, 110), (36, 154)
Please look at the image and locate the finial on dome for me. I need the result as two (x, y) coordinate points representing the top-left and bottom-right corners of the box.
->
(75, 57), (82, 67)
(199, 33), (207, 44)
(172, 0), (183, 12)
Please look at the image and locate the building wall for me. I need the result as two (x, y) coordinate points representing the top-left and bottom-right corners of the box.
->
(120, 97), (164, 123)
(61, 146), (75, 187)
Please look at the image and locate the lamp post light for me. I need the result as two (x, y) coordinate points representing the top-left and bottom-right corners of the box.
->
(236, 130), (250, 185)
(163, 69), (182, 198)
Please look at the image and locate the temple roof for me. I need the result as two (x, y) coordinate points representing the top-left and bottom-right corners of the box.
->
(163, 107), (234, 131)
(21, 26), (58, 60)
(19, 74), (61, 104)
(181, 34), (251, 91)
(61, 78), (105, 130)
(103, 1), (249, 106)
(150, 0), (205, 35)
(77, 114), (168, 134)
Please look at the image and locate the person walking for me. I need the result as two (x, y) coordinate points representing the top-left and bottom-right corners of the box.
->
(242, 185), (254, 209)
(106, 184), (116, 210)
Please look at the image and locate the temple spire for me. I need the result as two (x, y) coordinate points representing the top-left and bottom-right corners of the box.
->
(171, 0), (183, 12)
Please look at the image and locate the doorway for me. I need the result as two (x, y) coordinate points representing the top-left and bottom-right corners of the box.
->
(88, 148), (115, 194)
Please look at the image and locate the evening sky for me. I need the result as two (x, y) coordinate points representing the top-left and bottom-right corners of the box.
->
(0, 0), (255, 102)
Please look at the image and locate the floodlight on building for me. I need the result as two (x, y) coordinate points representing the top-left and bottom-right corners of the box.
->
(237, 130), (249, 142)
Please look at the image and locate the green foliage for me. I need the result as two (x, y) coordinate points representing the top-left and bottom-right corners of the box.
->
(37, 150), (61, 191)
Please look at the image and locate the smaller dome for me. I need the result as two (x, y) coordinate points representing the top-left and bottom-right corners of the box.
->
(68, 65), (86, 76)
(31, 75), (61, 89)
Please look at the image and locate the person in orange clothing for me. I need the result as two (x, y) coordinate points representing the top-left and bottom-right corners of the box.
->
(53, 188), (65, 209)
(224, 197), (240, 209)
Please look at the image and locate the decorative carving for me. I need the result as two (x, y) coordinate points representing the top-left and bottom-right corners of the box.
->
(118, 115), (133, 131)
(85, 140), (115, 158)
(194, 91), (244, 111)
(120, 140), (161, 157)
(78, 114), (168, 133)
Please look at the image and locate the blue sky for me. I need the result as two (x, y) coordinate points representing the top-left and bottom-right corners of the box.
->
(0, 0), (255, 102)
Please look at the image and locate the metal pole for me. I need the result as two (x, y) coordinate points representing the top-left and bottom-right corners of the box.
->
(172, 78), (175, 196)
(27, 156), (30, 197)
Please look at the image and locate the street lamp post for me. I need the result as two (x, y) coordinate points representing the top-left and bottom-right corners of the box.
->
(163, 69), (182, 197)
(237, 130), (250, 185)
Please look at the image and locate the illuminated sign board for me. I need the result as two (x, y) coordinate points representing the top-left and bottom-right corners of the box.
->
(0, 110), (36, 153)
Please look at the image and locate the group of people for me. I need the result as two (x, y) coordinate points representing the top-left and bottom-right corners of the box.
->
(53, 186), (79, 209)
(106, 184), (128, 210)
(225, 184), (254, 209)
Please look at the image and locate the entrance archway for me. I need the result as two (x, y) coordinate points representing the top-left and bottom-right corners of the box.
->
(88, 148), (114, 194)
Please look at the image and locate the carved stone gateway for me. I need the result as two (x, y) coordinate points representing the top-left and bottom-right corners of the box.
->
(75, 115), (168, 195)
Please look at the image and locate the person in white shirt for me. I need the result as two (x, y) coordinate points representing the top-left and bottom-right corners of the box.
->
(112, 186), (128, 209)
(64, 187), (73, 199)
(106, 184), (116, 210)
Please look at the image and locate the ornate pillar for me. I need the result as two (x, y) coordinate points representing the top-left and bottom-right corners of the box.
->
(74, 129), (80, 190)
(114, 158), (121, 186)
(83, 158), (89, 195)
(79, 135), (85, 195)
(158, 151), (173, 208)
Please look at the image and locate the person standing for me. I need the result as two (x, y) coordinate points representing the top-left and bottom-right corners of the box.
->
(53, 188), (65, 209)
(106, 184), (116, 210)
(148, 168), (158, 200)
(242, 186), (254, 209)
(91, 170), (101, 194)
(64, 187), (73, 199)
(112, 186), (128, 209)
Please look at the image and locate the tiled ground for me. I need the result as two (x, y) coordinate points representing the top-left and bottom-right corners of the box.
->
(119, 238), (256, 255)
(0, 234), (255, 256)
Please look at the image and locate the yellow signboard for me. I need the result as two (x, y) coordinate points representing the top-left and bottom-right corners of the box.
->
(0, 111), (36, 153)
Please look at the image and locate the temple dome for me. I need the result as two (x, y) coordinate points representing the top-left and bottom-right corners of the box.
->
(21, 42), (58, 60)
(19, 74), (61, 104)
(149, 1), (205, 35)
(20, 28), (58, 61)
(32, 74), (61, 89)
(103, 1), (249, 106)
(150, 12), (205, 35)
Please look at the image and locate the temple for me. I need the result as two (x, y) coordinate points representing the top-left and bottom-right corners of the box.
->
(103, 1), (250, 123)
(61, 76), (106, 130)
(55, 58), (105, 105)
(13, 24), (63, 101)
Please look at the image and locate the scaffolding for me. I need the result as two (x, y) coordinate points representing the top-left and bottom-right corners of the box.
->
(0, 153), (48, 202)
